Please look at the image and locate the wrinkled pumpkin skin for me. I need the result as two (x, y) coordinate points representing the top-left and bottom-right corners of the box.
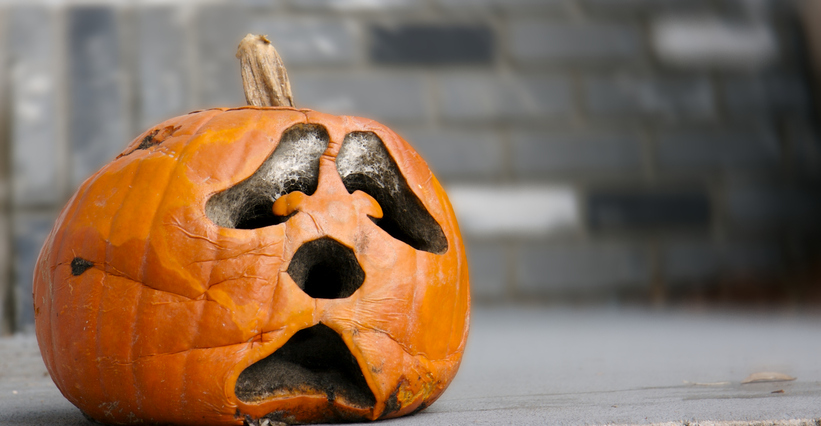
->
(33, 107), (470, 425)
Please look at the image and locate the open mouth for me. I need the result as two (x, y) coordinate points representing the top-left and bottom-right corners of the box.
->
(235, 323), (376, 409)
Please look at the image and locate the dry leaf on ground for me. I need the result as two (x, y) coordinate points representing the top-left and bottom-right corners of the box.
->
(741, 372), (796, 384)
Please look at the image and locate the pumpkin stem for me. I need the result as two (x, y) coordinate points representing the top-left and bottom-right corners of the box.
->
(236, 34), (294, 107)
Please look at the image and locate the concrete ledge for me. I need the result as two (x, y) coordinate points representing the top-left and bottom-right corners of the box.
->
(609, 421), (820, 426)
(3, 307), (820, 425)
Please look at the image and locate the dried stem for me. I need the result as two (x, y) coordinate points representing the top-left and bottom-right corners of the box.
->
(236, 34), (294, 107)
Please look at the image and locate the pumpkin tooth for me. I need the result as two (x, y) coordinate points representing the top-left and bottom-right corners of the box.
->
(272, 191), (307, 217)
(351, 190), (383, 220)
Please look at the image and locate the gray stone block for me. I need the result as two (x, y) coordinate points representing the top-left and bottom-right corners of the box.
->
(437, 73), (573, 122)
(0, 11), (6, 202)
(715, 0), (799, 18)
(9, 6), (61, 206)
(517, 242), (651, 294)
(509, 21), (643, 63)
(657, 127), (781, 170)
(785, 119), (821, 174)
(137, 6), (190, 131)
(726, 184), (821, 229)
(466, 242), (508, 299)
(581, 0), (712, 14)
(370, 24), (493, 65)
(722, 73), (811, 118)
(663, 241), (782, 284)
(587, 190), (711, 231)
(584, 74), (716, 121)
(447, 184), (580, 237)
(398, 128), (504, 178)
(289, 72), (428, 123)
(13, 212), (55, 332)
(239, 0), (283, 6)
(651, 16), (778, 70)
(663, 242), (722, 283)
(287, 0), (418, 10)
(195, 5), (248, 108)
(249, 17), (361, 66)
(68, 6), (129, 187)
(0, 13), (10, 334)
(437, 0), (568, 10)
(0, 211), (9, 335)
(723, 243), (784, 272)
(512, 130), (643, 174)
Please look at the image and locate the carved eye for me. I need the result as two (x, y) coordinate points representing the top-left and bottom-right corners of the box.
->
(336, 132), (448, 254)
(206, 124), (329, 229)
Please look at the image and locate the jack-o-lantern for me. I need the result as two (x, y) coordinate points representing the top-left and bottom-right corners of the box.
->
(33, 35), (469, 425)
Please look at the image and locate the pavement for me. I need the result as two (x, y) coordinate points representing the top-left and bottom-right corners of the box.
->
(2, 306), (820, 426)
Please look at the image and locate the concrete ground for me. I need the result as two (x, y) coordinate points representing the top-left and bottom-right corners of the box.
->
(2, 306), (820, 426)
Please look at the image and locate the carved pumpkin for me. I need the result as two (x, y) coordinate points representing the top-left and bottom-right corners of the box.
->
(32, 36), (469, 425)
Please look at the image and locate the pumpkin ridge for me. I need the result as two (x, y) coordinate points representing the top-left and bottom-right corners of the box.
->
(143, 116), (229, 299)
(178, 329), (196, 418)
(107, 143), (161, 286)
(355, 326), (441, 360)
(442, 253), (463, 357)
(188, 108), (231, 139)
(127, 283), (146, 417)
(45, 169), (114, 394)
(126, 114), (222, 417)
(87, 266), (202, 300)
(93, 269), (107, 409)
(95, 275), (138, 418)
(129, 340), (253, 360)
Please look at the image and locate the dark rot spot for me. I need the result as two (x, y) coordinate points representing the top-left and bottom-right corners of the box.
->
(136, 129), (162, 150)
(71, 258), (94, 276)
(380, 386), (401, 418)
(409, 402), (428, 416)
(122, 125), (181, 156)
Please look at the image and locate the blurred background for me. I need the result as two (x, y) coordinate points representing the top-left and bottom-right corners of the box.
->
(1, 0), (820, 334)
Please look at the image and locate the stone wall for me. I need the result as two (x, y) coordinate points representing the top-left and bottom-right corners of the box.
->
(1, 0), (820, 332)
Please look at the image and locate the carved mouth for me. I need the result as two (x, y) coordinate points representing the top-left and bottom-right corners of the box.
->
(235, 324), (376, 410)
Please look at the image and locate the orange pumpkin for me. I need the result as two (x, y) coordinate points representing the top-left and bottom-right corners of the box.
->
(32, 36), (469, 425)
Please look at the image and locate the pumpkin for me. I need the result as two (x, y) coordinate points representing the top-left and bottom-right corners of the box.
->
(32, 35), (469, 425)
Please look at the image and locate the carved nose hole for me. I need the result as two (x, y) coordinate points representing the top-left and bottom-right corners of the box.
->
(287, 238), (365, 299)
